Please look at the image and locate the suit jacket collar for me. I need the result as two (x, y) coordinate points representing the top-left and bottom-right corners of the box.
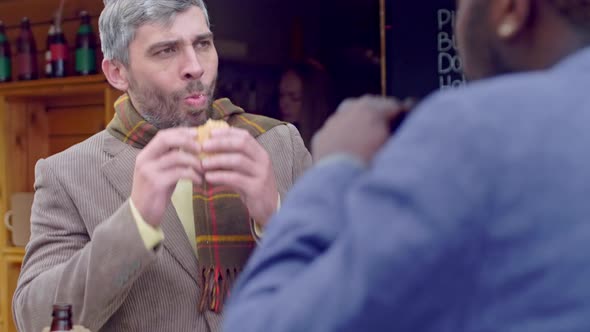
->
(555, 45), (590, 73)
(101, 132), (199, 286)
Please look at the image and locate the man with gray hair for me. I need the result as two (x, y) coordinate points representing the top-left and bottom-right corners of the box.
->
(13, 1), (310, 331)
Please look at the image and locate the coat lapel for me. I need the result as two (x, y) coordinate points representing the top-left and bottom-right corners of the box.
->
(101, 134), (199, 286)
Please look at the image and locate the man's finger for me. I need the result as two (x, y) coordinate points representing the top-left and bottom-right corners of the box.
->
(202, 152), (258, 177)
(403, 97), (418, 110)
(142, 128), (200, 160)
(202, 129), (260, 161)
(156, 149), (204, 174)
(156, 167), (204, 187)
(204, 171), (251, 191)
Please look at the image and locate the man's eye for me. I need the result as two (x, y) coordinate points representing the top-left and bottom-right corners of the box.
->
(196, 40), (212, 49)
(156, 47), (177, 56)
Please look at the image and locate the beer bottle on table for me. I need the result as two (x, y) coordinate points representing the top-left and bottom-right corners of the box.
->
(75, 11), (97, 76)
(16, 17), (38, 81)
(0, 20), (11, 82)
(50, 303), (73, 331)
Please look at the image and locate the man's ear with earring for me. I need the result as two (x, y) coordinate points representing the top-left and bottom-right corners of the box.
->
(498, 20), (518, 38)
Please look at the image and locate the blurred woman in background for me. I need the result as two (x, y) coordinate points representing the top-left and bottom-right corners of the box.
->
(279, 59), (335, 148)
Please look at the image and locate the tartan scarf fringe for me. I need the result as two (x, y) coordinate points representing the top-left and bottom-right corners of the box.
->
(198, 266), (240, 313)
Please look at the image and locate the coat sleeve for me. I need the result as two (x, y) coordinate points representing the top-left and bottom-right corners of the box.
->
(223, 93), (493, 332)
(250, 123), (312, 240)
(13, 158), (162, 332)
(286, 123), (312, 180)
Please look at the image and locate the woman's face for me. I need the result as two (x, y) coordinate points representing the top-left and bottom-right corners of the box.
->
(279, 70), (303, 123)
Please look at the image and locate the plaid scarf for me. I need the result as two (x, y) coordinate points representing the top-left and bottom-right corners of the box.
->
(107, 93), (283, 313)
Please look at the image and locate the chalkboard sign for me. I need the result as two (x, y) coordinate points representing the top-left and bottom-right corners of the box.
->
(383, 0), (465, 99)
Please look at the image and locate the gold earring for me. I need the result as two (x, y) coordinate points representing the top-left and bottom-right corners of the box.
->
(498, 21), (516, 38)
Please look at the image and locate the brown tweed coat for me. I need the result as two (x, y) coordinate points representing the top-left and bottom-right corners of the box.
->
(13, 122), (311, 332)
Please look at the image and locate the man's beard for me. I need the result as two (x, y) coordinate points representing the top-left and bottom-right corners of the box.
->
(129, 77), (217, 129)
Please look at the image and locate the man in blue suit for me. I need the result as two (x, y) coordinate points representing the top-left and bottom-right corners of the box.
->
(224, 0), (590, 330)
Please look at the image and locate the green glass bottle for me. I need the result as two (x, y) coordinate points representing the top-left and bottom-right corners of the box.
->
(75, 11), (97, 76)
(0, 20), (12, 82)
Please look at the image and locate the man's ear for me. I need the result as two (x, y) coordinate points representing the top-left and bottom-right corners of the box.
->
(492, 0), (533, 40)
(102, 59), (129, 91)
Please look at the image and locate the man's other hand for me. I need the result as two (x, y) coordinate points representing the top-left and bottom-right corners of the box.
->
(312, 95), (410, 164)
(201, 127), (278, 228)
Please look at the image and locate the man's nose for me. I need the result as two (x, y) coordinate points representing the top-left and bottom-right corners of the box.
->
(181, 48), (204, 80)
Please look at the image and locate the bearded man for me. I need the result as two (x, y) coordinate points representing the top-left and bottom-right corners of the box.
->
(13, 1), (310, 331)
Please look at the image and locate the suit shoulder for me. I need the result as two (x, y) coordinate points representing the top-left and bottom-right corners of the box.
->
(236, 113), (302, 143)
(425, 69), (564, 113)
(241, 113), (284, 124)
(41, 131), (110, 170)
(240, 113), (286, 131)
(415, 68), (571, 133)
(256, 121), (301, 144)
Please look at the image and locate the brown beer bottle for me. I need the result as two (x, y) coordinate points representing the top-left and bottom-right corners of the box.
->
(16, 17), (38, 81)
(50, 303), (73, 331)
(0, 20), (12, 82)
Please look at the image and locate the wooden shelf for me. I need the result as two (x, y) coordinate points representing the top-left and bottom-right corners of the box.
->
(0, 75), (108, 98)
(2, 247), (25, 265)
(2, 247), (25, 257)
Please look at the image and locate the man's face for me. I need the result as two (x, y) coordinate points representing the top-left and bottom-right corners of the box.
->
(456, 0), (511, 80)
(126, 6), (218, 128)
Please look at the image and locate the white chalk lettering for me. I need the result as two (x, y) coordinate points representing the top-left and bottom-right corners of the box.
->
(437, 9), (454, 31)
(438, 53), (462, 74)
(437, 31), (456, 53)
(437, 8), (465, 90)
(439, 74), (466, 89)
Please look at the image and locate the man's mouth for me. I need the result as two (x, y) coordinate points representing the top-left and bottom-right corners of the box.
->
(184, 93), (208, 108)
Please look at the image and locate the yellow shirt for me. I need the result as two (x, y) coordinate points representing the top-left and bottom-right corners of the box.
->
(130, 180), (274, 252)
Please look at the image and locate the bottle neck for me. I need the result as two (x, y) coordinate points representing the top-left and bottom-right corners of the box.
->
(51, 315), (72, 331)
(21, 20), (31, 31)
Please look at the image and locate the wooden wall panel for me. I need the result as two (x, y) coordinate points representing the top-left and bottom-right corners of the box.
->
(4, 101), (50, 192)
(6, 102), (30, 193)
(48, 105), (105, 135)
(47, 104), (104, 155)
(0, 96), (9, 250)
(2, 255), (24, 332)
(46, 93), (104, 108)
(49, 135), (90, 155)
(27, 102), (50, 189)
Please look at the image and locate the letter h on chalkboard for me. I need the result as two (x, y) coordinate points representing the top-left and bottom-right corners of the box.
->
(381, 0), (464, 99)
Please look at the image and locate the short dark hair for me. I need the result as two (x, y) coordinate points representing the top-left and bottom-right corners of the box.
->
(550, 0), (590, 30)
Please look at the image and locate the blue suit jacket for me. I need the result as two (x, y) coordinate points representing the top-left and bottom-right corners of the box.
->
(224, 47), (590, 332)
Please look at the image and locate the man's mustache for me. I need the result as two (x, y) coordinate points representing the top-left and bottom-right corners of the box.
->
(184, 81), (209, 95)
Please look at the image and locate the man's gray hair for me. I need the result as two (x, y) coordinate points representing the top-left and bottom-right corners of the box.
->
(99, 0), (210, 66)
